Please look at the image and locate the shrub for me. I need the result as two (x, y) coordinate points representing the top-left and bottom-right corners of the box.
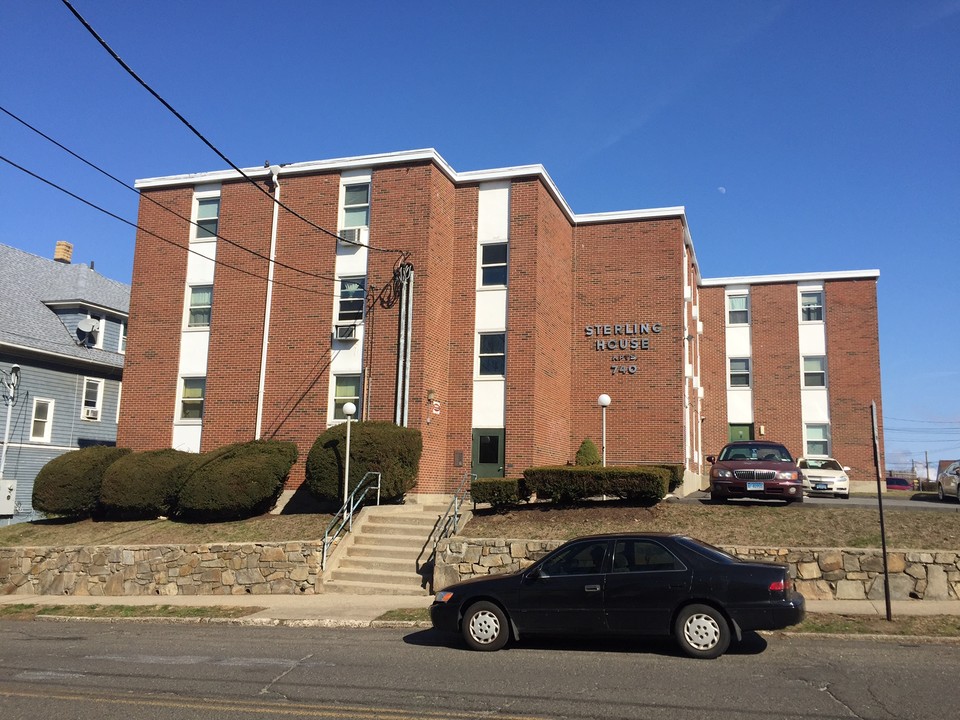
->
(305, 421), (421, 504)
(470, 477), (531, 511)
(100, 449), (195, 519)
(32, 446), (131, 518)
(522, 465), (669, 506)
(176, 440), (298, 521)
(575, 439), (601, 466)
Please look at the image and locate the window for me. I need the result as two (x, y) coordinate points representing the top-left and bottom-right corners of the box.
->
(195, 197), (220, 239)
(729, 358), (751, 387)
(333, 375), (361, 420)
(540, 539), (608, 577)
(82, 378), (103, 421)
(806, 424), (830, 456)
(480, 243), (508, 286)
(338, 278), (366, 322)
(119, 321), (127, 353)
(188, 286), (213, 328)
(612, 539), (683, 573)
(31, 398), (54, 442)
(801, 291), (823, 322)
(479, 333), (505, 376)
(180, 377), (205, 420)
(803, 356), (826, 387)
(343, 183), (370, 228)
(727, 294), (749, 325)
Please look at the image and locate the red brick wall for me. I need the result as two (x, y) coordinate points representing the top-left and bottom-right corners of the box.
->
(572, 218), (687, 465)
(825, 278), (884, 479)
(698, 286), (728, 457)
(118, 186), (193, 450)
(751, 283), (803, 457)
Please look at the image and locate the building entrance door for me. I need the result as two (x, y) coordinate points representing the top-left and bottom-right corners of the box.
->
(728, 424), (754, 442)
(472, 429), (504, 478)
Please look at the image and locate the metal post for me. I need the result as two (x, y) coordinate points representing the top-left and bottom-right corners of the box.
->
(872, 401), (892, 621)
(0, 393), (13, 479)
(343, 402), (356, 505)
(597, 394), (611, 467)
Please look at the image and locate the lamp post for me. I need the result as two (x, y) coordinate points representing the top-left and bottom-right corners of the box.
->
(597, 393), (611, 467)
(1, 365), (21, 481)
(342, 402), (356, 505)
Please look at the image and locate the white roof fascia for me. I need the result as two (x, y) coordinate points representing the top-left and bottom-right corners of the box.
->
(43, 300), (129, 317)
(0, 341), (123, 370)
(700, 269), (880, 287)
(134, 149), (688, 227)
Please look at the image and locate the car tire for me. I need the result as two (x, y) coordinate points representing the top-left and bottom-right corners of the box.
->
(675, 604), (730, 659)
(462, 601), (509, 652)
(835, 493), (848, 499)
(938, 484), (946, 502)
(711, 492), (726, 504)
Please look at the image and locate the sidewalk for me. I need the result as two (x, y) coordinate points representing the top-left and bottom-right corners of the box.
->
(2, 592), (959, 627)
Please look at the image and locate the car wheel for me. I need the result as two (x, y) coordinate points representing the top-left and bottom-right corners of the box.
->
(835, 493), (848, 499)
(462, 601), (509, 651)
(938, 484), (946, 502)
(675, 604), (730, 659)
(711, 492), (726, 503)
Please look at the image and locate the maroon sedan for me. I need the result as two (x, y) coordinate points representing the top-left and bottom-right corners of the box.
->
(707, 441), (804, 504)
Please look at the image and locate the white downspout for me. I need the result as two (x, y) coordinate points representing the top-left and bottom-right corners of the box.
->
(255, 166), (281, 438)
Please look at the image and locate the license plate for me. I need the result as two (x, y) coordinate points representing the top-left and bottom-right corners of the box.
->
(746, 482), (764, 491)
(814, 483), (828, 490)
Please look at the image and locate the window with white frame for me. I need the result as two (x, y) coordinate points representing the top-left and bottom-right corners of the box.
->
(800, 291), (824, 322)
(729, 358), (751, 387)
(479, 333), (506, 376)
(727, 294), (749, 325)
(116, 382), (122, 424)
(333, 375), (361, 420)
(187, 285), (213, 328)
(480, 243), (508, 286)
(342, 183), (370, 228)
(81, 378), (103, 421)
(195, 197), (220, 240)
(180, 377), (205, 420)
(337, 278), (365, 322)
(31, 398), (54, 442)
(806, 424), (830, 456)
(119, 321), (127, 353)
(803, 356), (826, 387)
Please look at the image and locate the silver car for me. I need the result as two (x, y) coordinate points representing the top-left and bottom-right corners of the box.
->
(937, 461), (960, 503)
(798, 457), (850, 499)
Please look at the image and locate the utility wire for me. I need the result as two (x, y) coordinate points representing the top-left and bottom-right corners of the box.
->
(61, 0), (408, 261)
(0, 153), (336, 297)
(883, 416), (960, 425)
(0, 103), (338, 283)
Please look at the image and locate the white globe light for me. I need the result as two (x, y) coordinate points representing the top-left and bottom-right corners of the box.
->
(343, 402), (357, 417)
(597, 394), (611, 408)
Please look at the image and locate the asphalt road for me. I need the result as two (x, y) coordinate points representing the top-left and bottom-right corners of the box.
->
(680, 490), (960, 512)
(1, 621), (958, 720)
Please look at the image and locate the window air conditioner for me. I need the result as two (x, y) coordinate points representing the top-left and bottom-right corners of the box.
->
(334, 324), (358, 341)
(338, 227), (364, 246)
(83, 407), (100, 421)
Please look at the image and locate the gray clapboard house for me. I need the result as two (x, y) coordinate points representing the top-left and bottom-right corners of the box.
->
(0, 242), (129, 525)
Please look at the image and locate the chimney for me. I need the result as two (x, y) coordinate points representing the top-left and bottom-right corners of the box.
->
(54, 241), (73, 264)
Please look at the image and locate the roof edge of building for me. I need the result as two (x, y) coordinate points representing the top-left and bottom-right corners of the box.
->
(700, 269), (880, 287)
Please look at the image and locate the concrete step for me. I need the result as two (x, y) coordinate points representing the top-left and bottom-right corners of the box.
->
(329, 567), (425, 588)
(362, 522), (435, 537)
(347, 545), (424, 561)
(323, 579), (431, 596)
(362, 513), (442, 528)
(352, 534), (426, 550)
(339, 556), (418, 573)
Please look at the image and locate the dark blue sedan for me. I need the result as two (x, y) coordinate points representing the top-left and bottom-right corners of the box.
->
(431, 533), (805, 659)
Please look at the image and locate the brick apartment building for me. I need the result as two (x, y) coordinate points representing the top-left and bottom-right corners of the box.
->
(118, 149), (883, 499)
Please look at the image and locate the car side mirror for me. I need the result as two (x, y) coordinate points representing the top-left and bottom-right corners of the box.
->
(843, 466), (851, 473)
(524, 567), (544, 583)
(706, 455), (716, 464)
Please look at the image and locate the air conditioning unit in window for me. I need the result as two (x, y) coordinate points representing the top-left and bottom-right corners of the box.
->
(333, 324), (359, 342)
(337, 227), (366, 247)
(83, 407), (100, 421)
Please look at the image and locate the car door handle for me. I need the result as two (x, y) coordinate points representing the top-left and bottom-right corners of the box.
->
(584, 584), (601, 592)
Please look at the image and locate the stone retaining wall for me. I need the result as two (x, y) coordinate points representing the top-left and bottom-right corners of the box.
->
(434, 538), (960, 602)
(0, 542), (323, 596)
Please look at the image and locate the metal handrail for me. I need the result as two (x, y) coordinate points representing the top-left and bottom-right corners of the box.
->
(429, 472), (474, 556)
(321, 471), (381, 570)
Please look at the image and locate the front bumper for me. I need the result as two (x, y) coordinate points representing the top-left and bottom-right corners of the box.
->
(711, 480), (804, 501)
(430, 600), (460, 633)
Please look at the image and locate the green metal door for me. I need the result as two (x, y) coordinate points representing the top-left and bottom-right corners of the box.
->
(728, 424), (754, 442)
(472, 429), (505, 478)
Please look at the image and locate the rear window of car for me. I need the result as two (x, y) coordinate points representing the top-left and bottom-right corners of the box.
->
(675, 536), (739, 564)
(719, 444), (793, 462)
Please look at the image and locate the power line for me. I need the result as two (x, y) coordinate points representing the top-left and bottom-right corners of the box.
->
(883, 415), (960, 426)
(60, 0), (407, 261)
(0, 103), (339, 283)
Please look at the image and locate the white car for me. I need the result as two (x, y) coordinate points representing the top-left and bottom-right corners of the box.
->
(798, 457), (850, 498)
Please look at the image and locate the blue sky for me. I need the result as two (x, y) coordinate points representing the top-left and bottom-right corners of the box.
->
(1, 1), (957, 472)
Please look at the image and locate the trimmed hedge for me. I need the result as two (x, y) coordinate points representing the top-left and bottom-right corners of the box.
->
(32, 446), (131, 518)
(523, 465), (670, 506)
(470, 477), (531, 511)
(100, 449), (195, 519)
(575, 439), (601, 466)
(176, 440), (298, 520)
(305, 421), (421, 504)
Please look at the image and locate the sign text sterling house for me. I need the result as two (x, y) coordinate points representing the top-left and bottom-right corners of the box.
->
(585, 322), (663, 375)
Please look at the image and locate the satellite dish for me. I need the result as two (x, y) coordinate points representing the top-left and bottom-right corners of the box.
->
(77, 318), (100, 335)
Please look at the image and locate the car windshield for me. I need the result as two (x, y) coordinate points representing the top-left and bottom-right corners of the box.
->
(799, 459), (843, 471)
(719, 444), (792, 462)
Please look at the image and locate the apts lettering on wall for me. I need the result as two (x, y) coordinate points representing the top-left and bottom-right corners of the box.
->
(584, 322), (662, 376)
